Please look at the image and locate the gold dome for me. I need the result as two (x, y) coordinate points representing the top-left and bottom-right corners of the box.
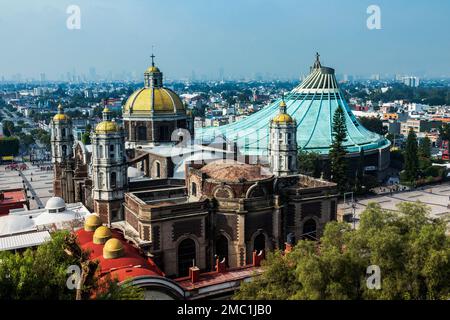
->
(53, 104), (70, 121)
(93, 226), (112, 244)
(84, 215), (102, 231)
(53, 114), (69, 121)
(95, 121), (120, 134)
(103, 238), (125, 259)
(123, 87), (185, 115)
(146, 66), (160, 73)
(272, 113), (294, 124)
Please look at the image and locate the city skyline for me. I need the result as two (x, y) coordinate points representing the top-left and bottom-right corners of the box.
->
(1, 0), (450, 80)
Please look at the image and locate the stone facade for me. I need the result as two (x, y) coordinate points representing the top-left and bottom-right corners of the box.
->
(119, 161), (338, 278)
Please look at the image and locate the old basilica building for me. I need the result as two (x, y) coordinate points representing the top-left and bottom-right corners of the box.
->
(51, 57), (338, 278)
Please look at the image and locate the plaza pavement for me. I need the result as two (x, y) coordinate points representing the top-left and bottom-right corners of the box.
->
(0, 162), (54, 210)
(338, 183), (450, 232)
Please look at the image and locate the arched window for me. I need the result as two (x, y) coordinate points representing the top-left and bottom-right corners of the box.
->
(159, 125), (170, 141)
(109, 144), (115, 159)
(98, 172), (104, 188)
(254, 233), (266, 252)
(191, 182), (197, 196)
(99, 145), (104, 158)
(216, 235), (229, 267)
(62, 128), (66, 137)
(303, 219), (317, 240)
(110, 172), (117, 188)
(62, 145), (67, 158)
(156, 162), (161, 178)
(137, 126), (147, 141)
(178, 238), (196, 277)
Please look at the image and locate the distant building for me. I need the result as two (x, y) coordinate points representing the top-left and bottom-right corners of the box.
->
(402, 76), (420, 87)
(400, 119), (442, 136)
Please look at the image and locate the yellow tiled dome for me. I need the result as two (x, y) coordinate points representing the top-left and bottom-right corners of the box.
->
(272, 113), (294, 124)
(93, 226), (112, 244)
(123, 87), (185, 115)
(84, 215), (102, 231)
(103, 238), (125, 259)
(95, 121), (120, 134)
(146, 66), (160, 73)
(53, 104), (70, 121)
(53, 113), (69, 121)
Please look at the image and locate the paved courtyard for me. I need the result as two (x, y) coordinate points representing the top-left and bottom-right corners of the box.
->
(0, 162), (54, 210)
(339, 183), (450, 232)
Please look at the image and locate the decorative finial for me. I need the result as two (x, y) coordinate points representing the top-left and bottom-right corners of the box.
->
(151, 46), (155, 67)
(58, 104), (63, 114)
(313, 52), (322, 69)
(279, 95), (287, 114)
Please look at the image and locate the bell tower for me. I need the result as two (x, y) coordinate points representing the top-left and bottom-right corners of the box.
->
(51, 104), (74, 164)
(268, 99), (298, 176)
(51, 104), (75, 202)
(92, 107), (128, 225)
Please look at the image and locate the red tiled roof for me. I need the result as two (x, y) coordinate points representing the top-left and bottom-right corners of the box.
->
(74, 228), (164, 280)
(175, 265), (263, 291)
(0, 190), (27, 205)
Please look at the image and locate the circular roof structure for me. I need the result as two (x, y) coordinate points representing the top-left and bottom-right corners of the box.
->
(84, 215), (102, 231)
(103, 238), (125, 259)
(124, 87), (184, 115)
(45, 197), (66, 211)
(53, 104), (70, 122)
(95, 121), (120, 134)
(93, 226), (112, 244)
(195, 55), (390, 156)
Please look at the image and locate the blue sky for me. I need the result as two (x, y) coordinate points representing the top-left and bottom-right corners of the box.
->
(1, 0), (449, 80)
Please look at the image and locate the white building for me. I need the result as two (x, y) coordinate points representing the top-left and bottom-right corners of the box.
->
(0, 196), (92, 250)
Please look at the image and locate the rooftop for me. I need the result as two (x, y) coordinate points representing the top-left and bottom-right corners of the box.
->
(200, 159), (273, 183)
(0, 189), (27, 206)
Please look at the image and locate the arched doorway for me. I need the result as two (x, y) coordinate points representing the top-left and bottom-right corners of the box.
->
(216, 235), (229, 267)
(177, 238), (196, 277)
(303, 219), (317, 240)
(253, 233), (266, 252)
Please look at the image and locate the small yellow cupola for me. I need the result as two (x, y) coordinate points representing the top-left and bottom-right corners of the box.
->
(272, 99), (294, 124)
(53, 104), (70, 121)
(84, 215), (102, 231)
(93, 226), (112, 244)
(95, 105), (119, 134)
(103, 238), (125, 259)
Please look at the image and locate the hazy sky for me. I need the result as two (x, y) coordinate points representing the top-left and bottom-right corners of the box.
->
(1, 0), (449, 80)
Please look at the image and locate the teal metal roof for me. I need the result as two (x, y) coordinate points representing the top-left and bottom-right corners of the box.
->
(195, 57), (390, 156)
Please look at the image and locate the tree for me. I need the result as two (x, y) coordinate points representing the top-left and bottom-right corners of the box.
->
(0, 231), (144, 300)
(0, 137), (20, 156)
(2, 120), (15, 137)
(419, 137), (431, 159)
(329, 105), (348, 192)
(403, 128), (419, 184)
(81, 124), (92, 145)
(234, 202), (450, 300)
(298, 150), (321, 177)
(438, 123), (450, 142)
(358, 116), (386, 135)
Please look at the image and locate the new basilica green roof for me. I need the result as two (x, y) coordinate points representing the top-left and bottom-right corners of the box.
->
(195, 54), (390, 156)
